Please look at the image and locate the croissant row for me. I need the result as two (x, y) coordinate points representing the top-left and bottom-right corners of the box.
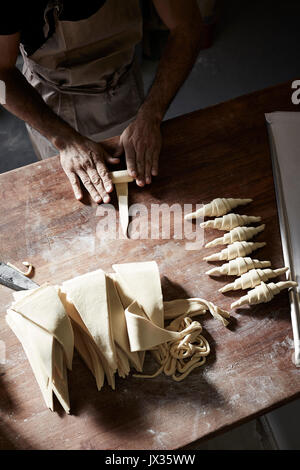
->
(205, 224), (265, 248)
(231, 281), (297, 308)
(219, 267), (289, 292)
(204, 241), (266, 262)
(200, 213), (262, 231)
(185, 198), (253, 220)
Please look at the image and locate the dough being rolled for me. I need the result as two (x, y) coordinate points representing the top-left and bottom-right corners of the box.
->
(231, 280), (297, 308)
(111, 170), (134, 184)
(204, 241), (266, 261)
(205, 224), (265, 248)
(185, 198), (252, 219)
(220, 267), (288, 292)
(110, 170), (134, 238)
(201, 214), (261, 231)
(206, 257), (271, 276)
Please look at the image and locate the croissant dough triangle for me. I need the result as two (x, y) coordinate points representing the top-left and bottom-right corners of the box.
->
(220, 267), (289, 292)
(6, 311), (55, 410)
(185, 198), (252, 219)
(11, 285), (74, 370)
(6, 286), (74, 413)
(204, 241), (266, 261)
(205, 224), (265, 247)
(61, 270), (118, 389)
(231, 281), (298, 308)
(206, 257), (271, 276)
(112, 261), (164, 328)
(201, 214), (262, 231)
(106, 275), (143, 372)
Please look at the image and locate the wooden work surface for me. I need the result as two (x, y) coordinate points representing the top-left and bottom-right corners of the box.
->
(0, 81), (299, 450)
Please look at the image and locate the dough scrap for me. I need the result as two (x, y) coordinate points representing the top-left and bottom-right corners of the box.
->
(220, 267), (288, 292)
(205, 224), (265, 248)
(163, 298), (230, 326)
(201, 214), (261, 231)
(204, 241), (266, 261)
(206, 257), (271, 276)
(134, 316), (210, 382)
(7, 261), (33, 277)
(185, 198), (252, 220)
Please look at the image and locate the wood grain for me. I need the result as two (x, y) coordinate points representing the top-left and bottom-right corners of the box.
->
(0, 81), (299, 450)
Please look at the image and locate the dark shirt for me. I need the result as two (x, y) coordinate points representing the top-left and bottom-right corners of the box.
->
(0, 1), (107, 55)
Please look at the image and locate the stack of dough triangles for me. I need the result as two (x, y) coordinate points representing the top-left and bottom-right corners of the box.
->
(7, 262), (230, 412)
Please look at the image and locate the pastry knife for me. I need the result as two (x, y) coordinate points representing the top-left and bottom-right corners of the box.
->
(0, 262), (39, 291)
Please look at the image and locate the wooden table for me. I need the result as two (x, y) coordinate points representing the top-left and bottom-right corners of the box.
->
(0, 81), (299, 450)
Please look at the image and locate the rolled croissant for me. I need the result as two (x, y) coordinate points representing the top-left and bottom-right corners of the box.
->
(205, 224), (265, 248)
(185, 198), (252, 220)
(200, 214), (262, 231)
(219, 267), (289, 292)
(204, 241), (266, 262)
(206, 257), (271, 276)
(231, 281), (297, 308)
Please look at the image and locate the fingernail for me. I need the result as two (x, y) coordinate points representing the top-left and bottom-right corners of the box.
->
(106, 184), (113, 192)
(146, 177), (151, 184)
(95, 196), (101, 202)
(137, 180), (145, 187)
(104, 195), (110, 203)
(131, 170), (137, 177)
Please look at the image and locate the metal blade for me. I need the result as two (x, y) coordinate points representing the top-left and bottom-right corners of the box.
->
(0, 262), (39, 291)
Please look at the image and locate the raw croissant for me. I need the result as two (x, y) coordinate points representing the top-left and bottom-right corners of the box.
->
(205, 224), (265, 248)
(219, 267), (288, 292)
(204, 241), (266, 261)
(185, 198), (252, 220)
(200, 213), (262, 231)
(231, 281), (297, 308)
(206, 257), (271, 276)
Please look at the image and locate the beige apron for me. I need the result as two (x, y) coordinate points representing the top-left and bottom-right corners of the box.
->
(21, 0), (144, 159)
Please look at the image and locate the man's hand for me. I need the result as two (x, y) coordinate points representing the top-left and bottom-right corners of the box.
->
(59, 136), (120, 203)
(120, 111), (162, 187)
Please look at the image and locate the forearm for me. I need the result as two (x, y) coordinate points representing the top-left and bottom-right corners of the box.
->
(139, 23), (202, 121)
(0, 67), (80, 150)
